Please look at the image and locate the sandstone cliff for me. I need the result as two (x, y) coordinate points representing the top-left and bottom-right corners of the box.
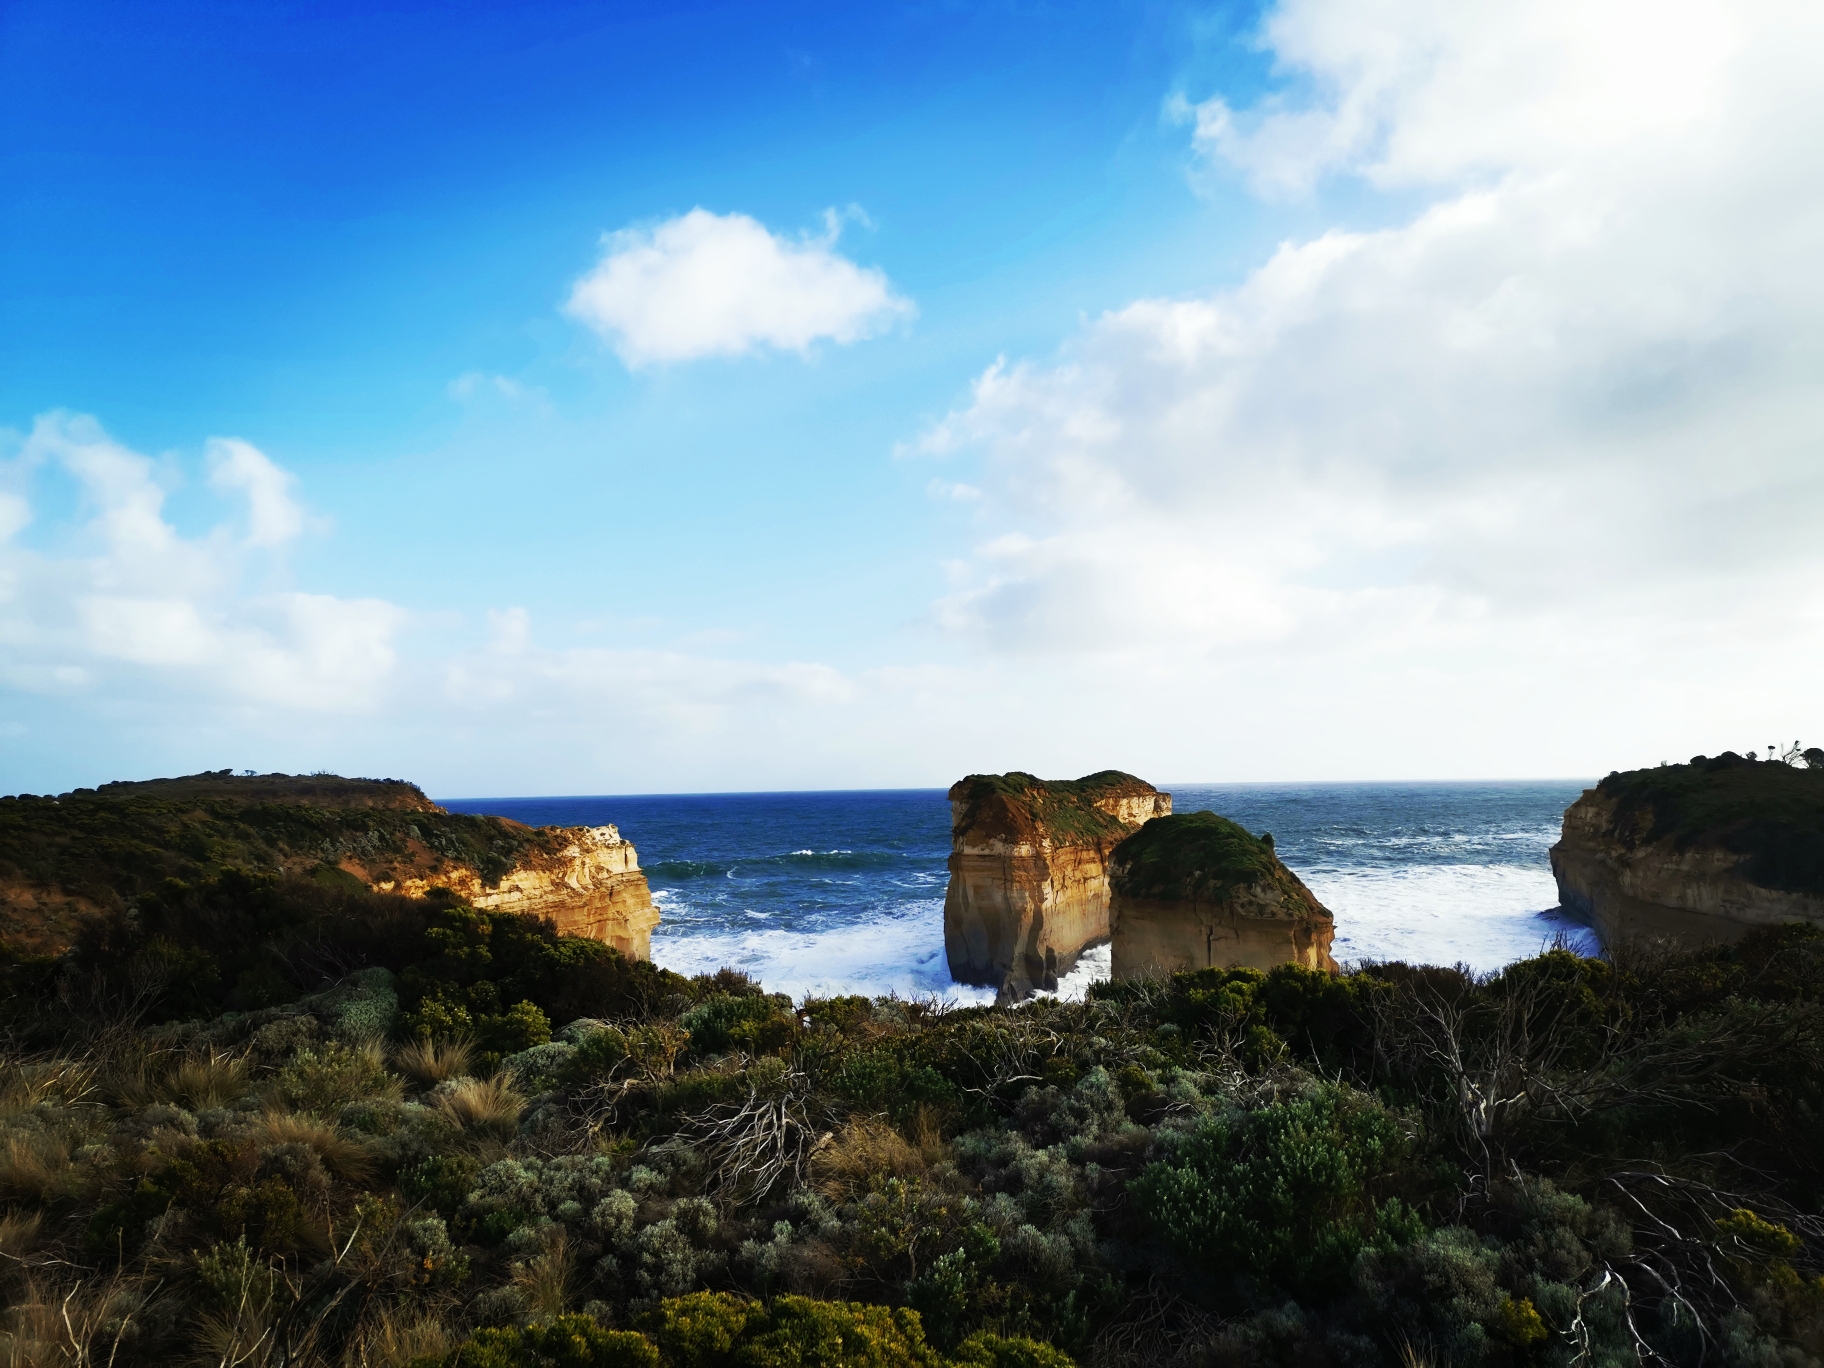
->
(1108, 811), (1338, 978)
(380, 824), (659, 959)
(1551, 754), (1824, 946)
(944, 771), (1172, 999)
(0, 772), (660, 960)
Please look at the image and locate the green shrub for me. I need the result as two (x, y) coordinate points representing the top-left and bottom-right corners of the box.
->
(435, 1314), (659, 1368)
(272, 1040), (400, 1113)
(1133, 1083), (1422, 1296)
(680, 993), (795, 1059)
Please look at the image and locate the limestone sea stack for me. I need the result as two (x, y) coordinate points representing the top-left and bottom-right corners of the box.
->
(1550, 753), (1824, 947)
(1108, 811), (1338, 978)
(944, 771), (1172, 999)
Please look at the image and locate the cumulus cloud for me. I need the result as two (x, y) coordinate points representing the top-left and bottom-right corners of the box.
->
(566, 208), (915, 366)
(917, 0), (1824, 766)
(0, 413), (403, 711)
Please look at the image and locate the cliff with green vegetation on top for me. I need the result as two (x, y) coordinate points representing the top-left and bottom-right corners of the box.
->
(1108, 811), (1339, 978)
(0, 770), (657, 959)
(1551, 752), (1824, 945)
(943, 771), (1172, 999)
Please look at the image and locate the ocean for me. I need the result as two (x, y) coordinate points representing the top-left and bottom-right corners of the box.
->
(441, 781), (1598, 1004)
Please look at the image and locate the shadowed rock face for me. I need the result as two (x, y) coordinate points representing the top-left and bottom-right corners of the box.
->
(944, 771), (1172, 999)
(1109, 812), (1338, 979)
(1551, 755), (1824, 947)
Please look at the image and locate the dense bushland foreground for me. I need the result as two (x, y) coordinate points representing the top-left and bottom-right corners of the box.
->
(0, 870), (1819, 1368)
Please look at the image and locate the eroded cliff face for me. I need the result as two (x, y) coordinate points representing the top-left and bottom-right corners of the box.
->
(1551, 759), (1824, 946)
(944, 771), (1172, 999)
(380, 825), (661, 960)
(1108, 811), (1338, 979)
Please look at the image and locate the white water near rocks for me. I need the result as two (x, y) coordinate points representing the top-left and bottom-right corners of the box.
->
(443, 780), (1595, 1003)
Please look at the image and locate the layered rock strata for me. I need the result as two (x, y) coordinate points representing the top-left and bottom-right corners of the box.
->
(1551, 755), (1824, 946)
(382, 824), (661, 960)
(944, 771), (1173, 999)
(1109, 811), (1338, 978)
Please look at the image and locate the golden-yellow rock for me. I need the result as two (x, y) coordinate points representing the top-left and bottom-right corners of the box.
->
(943, 771), (1172, 999)
(382, 824), (660, 959)
(1108, 811), (1338, 978)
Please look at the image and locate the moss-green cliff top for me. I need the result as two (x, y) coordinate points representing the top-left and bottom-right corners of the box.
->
(947, 770), (1162, 848)
(1589, 755), (1824, 894)
(1110, 810), (1299, 905)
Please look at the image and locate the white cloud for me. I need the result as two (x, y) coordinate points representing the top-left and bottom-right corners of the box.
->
(1, 413), (403, 712)
(916, 0), (1824, 765)
(207, 437), (305, 548)
(565, 208), (915, 366)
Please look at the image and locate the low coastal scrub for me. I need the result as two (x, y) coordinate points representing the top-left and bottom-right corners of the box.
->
(0, 868), (1819, 1367)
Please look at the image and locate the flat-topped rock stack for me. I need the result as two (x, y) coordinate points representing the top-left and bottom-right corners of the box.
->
(1108, 810), (1338, 979)
(944, 770), (1172, 1000)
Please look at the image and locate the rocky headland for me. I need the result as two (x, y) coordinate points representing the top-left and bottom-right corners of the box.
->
(1108, 810), (1339, 978)
(0, 770), (659, 959)
(943, 770), (1172, 999)
(1551, 752), (1824, 946)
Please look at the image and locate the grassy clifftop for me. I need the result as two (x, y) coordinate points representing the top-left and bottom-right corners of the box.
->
(945, 770), (1161, 848)
(1108, 810), (1283, 903)
(1594, 754), (1824, 894)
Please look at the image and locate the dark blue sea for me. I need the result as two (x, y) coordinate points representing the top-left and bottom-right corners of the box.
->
(441, 781), (1598, 1002)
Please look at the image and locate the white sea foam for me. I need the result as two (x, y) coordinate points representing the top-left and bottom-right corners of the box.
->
(1310, 864), (1597, 971)
(651, 898), (997, 1005)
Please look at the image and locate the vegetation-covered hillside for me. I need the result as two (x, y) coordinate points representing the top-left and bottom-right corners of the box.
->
(0, 772), (562, 955)
(0, 845), (1819, 1368)
(1594, 753), (1824, 895)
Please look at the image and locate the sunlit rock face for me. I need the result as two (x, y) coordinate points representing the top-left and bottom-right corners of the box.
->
(943, 771), (1172, 1000)
(1108, 811), (1338, 979)
(1551, 756), (1824, 948)
(383, 824), (661, 960)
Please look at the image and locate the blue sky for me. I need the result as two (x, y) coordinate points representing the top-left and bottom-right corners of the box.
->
(4, 0), (1823, 795)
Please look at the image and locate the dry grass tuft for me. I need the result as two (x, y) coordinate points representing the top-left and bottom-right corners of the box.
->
(512, 1230), (575, 1320)
(0, 1277), (147, 1368)
(433, 1076), (524, 1137)
(252, 1112), (376, 1184)
(392, 1037), (474, 1090)
(0, 1137), (73, 1205)
(343, 1308), (454, 1368)
(0, 1060), (97, 1121)
(811, 1117), (926, 1200)
(157, 1050), (249, 1112)
(0, 1212), (41, 1262)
